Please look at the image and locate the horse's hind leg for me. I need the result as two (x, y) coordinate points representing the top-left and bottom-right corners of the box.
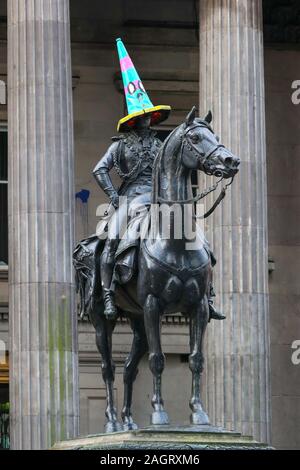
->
(94, 315), (123, 433)
(144, 294), (170, 425)
(121, 317), (148, 431)
(189, 297), (210, 425)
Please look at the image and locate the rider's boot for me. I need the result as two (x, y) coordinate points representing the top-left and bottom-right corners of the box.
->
(102, 288), (118, 320)
(101, 239), (119, 320)
(208, 284), (226, 322)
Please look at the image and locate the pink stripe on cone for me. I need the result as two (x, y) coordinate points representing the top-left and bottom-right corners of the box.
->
(120, 55), (134, 73)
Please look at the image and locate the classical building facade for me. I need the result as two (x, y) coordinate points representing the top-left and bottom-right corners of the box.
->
(0, 0), (299, 450)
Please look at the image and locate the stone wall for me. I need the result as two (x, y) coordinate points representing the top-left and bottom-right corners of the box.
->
(265, 48), (300, 450)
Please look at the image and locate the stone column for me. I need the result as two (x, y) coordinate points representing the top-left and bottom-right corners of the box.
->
(199, 1), (271, 443)
(8, 0), (79, 449)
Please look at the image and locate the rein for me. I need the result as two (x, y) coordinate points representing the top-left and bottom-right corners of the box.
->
(157, 176), (223, 204)
(197, 176), (234, 219)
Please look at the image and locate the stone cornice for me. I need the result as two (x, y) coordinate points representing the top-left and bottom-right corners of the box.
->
(0, 266), (8, 281)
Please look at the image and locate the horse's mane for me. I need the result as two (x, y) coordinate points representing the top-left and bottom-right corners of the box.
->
(152, 125), (184, 204)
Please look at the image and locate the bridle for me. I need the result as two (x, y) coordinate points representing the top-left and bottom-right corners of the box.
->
(157, 122), (235, 218)
(183, 122), (225, 169)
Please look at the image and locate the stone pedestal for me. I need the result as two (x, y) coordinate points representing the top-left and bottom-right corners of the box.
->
(53, 425), (272, 450)
(199, 0), (271, 443)
(7, 0), (79, 449)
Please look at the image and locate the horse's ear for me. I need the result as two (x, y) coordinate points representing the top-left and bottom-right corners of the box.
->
(204, 110), (213, 124)
(185, 106), (197, 128)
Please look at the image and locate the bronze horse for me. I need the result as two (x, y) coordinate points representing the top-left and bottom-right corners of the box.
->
(73, 107), (240, 432)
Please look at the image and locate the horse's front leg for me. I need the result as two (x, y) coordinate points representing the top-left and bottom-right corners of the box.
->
(144, 294), (169, 425)
(189, 297), (210, 425)
(121, 317), (148, 431)
(95, 315), (122, 433)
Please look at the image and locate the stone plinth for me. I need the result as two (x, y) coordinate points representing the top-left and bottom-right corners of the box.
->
(53, 425), (272, 450)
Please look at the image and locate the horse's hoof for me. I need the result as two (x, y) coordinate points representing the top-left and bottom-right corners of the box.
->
(122, 414), (139, 431)
(191, 410), (210, 425)
(105, 420), (123, 434)
(123, 421), (139, 432)
(151, 410), (170, 426)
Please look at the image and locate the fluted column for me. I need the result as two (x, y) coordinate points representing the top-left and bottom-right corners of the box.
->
(8, 0), (79, 449)
(199, 1), (271, 443)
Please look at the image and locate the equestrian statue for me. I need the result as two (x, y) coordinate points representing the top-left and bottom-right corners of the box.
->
(73, 38), (240, 432)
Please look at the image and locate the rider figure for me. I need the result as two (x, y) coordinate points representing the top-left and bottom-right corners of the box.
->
(93, 114), (159, 318)
(93, 38), (225, 322)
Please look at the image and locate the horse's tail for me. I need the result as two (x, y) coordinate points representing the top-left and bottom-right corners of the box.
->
(73, 235), (104, 320)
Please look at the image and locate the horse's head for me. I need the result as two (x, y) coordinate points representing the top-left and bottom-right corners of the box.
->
(181, 107), (240, 179)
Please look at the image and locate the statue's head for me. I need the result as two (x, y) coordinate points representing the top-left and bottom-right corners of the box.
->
(132, 114), (152, 131)
(181, 107), (240, 179)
